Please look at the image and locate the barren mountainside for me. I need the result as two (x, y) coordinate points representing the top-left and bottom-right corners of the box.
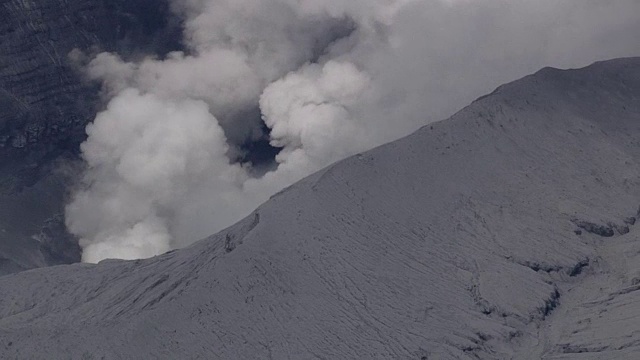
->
(1, 58), (640, 359)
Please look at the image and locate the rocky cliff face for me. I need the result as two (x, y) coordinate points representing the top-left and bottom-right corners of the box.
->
(0, 0), (182, 274)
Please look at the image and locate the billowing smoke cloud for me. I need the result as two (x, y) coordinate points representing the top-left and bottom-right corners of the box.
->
(67, 0), (640, 262)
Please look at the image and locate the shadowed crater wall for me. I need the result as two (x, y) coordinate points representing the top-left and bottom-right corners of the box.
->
(0, 0), (183, 274)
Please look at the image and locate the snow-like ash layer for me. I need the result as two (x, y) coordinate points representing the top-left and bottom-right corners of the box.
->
(2, 58), (640, 359)
(66, 0), (640, 262)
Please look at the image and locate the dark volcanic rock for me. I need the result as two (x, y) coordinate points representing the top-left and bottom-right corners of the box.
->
(573, 220), (615, 237)
(0, 0), (182, 274)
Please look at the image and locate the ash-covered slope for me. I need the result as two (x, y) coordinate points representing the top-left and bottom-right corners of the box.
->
(1, 58), (640, 359)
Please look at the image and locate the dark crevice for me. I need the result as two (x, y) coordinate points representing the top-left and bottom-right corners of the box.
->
(522, 261), (562, 274)
(572, 220), (615, 237)
(139, 278), (184, 312)
(571, 208), (640, 238)
(569, 259), (590, 277)
(559, 344), (609, 354)
(224, 234), (236, 253)
(540, 288), (561, 319)
(517, 255), (590, 279)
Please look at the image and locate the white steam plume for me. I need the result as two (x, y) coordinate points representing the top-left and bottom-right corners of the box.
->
(67, 0), (640, 262)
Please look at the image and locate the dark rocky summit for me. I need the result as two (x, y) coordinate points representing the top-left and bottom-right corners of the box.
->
(0, 0), (182, 274)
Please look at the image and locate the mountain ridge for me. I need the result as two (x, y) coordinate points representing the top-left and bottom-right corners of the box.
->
(1, 57), (640, 359)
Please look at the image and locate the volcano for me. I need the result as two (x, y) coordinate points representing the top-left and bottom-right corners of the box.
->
(1, 58), (640, 359)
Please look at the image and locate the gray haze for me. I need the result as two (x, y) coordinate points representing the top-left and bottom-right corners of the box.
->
(65, 0), (640, 262)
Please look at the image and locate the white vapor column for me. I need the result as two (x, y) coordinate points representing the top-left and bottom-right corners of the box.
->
(66, 0), (640, 262)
